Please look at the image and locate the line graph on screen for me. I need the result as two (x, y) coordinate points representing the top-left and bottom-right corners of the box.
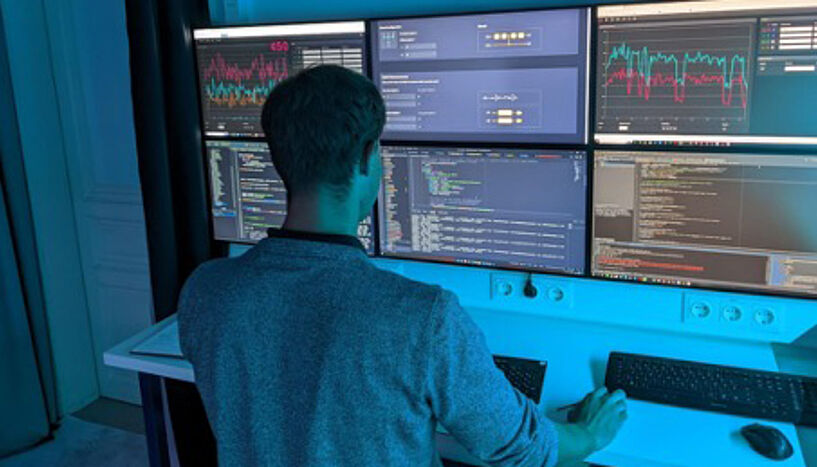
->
(597, 22), (755, 130)
(201, 41), (290, 108)
(195, 39), (292, 136)
(604, 45), (749, 108)
(202, 51), (289, 108)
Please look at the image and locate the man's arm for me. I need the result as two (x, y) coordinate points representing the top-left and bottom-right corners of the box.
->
(553, 423), (594, 464)
(425, 290), (626, 467)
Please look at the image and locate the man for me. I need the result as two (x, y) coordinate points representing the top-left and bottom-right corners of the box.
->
(178, 64), (626, 466)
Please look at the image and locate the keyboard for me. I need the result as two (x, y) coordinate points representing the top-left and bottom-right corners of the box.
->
(493, 355), (547, 403)
(605, 351), (817, 428)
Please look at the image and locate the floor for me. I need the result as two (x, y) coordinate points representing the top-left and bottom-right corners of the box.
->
(0, 398), (148, 467)
(0, 398), (596, 467)
(73, 397), (145, 435)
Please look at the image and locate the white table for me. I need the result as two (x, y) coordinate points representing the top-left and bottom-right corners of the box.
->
(106, 314), (814, 467)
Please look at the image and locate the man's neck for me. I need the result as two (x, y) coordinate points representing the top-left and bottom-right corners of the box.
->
(282, 189), (360, 237)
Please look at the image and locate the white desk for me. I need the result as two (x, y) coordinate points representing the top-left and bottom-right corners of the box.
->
(104, 315), (193, 383)
(106, 314), (815, 467)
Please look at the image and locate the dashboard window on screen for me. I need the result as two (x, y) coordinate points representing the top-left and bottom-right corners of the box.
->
(194, 22), (366, 138)
(379, 145), (587, 274)
(595, 0), (817, 146)
(371, 9), (590, 144)
(592, 151), (817, 297)
(206, 140), (375, 253)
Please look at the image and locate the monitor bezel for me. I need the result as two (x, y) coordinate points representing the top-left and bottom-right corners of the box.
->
(191, 19), (378, 254)
(200, 138), (380, 253)
(588, 145), (817, 301)
(368, 6), (593, 146)
(192, 19), (368, 140)
(592, 0), (817, 149)
(376, 142), (591, 278)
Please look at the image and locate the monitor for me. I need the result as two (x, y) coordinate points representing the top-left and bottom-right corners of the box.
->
(371, 8), (590, 144)
(194, 21), (366, 138)
(205, 140), (375, 253)
(379, 145), (587, 273)
(595, 0), (817, 146)
(592, 150), (817, 297)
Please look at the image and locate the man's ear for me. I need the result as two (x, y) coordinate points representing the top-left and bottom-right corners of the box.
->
(360, 140), (376, 176)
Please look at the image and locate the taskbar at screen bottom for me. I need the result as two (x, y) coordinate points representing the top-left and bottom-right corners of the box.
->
(595, 133), (817, 146)
(591, 271), (817, 299)
(379, 251), (585, 276)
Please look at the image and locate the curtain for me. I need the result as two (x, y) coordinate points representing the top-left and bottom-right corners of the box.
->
(0, 4), (57, 458)
(0, 178), (50, 457)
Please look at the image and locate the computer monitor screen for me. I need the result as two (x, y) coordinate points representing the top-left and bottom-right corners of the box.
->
(206, 140), (375, 253)
(595, 1), (817, 146)
(371, 9), (589, 144)
(592, 150), (817, 297)
(194, 22), (366, 138)
(379, 145), (587, 273)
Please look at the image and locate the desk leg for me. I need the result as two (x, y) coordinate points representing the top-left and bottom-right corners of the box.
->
(139, 373), (170, 467)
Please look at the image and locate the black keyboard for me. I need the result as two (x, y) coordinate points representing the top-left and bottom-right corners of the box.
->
(605, 351), (817, 427)
(493, 355), (547, 403)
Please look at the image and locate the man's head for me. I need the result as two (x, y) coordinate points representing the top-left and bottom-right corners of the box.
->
(261, 65), (385, 222)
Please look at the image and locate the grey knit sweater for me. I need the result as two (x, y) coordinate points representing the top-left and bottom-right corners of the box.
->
(178, 232), (558, 466)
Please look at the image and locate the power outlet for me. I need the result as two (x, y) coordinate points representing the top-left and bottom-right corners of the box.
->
(750, 306), (782, 333)
(684, 295), (716, 324)
(683, 293), (782, 334)
(491, 273), (573, 309)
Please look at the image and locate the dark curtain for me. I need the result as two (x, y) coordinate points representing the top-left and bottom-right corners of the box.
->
(0, 179), (50, 458)
(124, 0), (221, 465)
(0, 4), (57, 457)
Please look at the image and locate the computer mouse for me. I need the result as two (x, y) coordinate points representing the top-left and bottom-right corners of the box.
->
(740, 423), (793, 461)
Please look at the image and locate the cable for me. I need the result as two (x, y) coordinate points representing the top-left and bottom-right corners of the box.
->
(523, 272), (538, 298)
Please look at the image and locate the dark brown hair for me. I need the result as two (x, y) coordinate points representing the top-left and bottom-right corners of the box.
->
(261, 65), (386, 196)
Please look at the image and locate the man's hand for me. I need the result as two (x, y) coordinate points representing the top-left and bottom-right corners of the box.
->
(554, 387), (628, 465)
(569, 387), (627, 451)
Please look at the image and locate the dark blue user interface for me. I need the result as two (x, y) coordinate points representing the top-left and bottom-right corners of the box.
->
(371, 9), (589, 144)
(379, 145), (588, 274)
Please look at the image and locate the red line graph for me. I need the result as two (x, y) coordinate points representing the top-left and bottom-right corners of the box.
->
(607, 68), (748, 108)
(203, 52), (289, 84)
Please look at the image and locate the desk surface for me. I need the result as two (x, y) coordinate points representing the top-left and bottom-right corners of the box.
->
(104, 315), (193, 383)
(106, 313), (814, 467)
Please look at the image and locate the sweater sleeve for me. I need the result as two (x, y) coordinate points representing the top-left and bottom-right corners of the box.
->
(425, 290), (559, 467)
